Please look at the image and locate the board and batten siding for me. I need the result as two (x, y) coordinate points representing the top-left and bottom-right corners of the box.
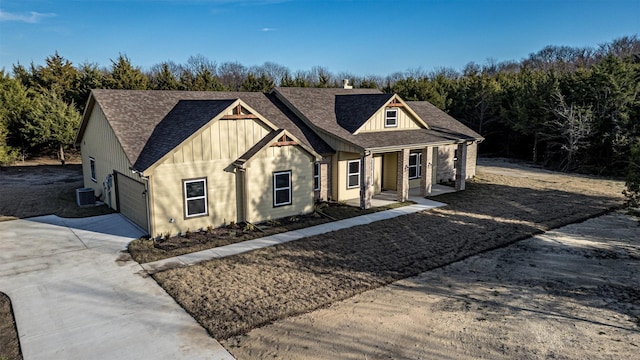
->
(149, 118), (281, 236)
(80, 104), (144, 210)
(336, 151), (362, 201)
(357, 107), (422, 133)
(150, 160), (237, 236)
(245, 145), (315, 223)
(162, 118), (272, 164)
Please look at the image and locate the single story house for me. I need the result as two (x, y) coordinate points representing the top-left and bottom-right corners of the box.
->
(75, 86), (482, 236)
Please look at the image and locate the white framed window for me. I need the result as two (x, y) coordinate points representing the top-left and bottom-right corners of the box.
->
(385, 109), (398, 127)
(313, 162), (320, 191)
(409, 153), (422, 179)
(273, 171), (292, 207)
(184, 178), (207, 218)
(89, 157), (96, 182)
(453, 148), (458, 169)
(347, 159), (360, 188)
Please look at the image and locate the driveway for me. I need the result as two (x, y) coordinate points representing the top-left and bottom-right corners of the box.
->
(0, 214), (233, 360)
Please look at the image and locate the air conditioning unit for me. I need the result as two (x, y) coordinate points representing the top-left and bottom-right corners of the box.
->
(76, 188), (95, 207)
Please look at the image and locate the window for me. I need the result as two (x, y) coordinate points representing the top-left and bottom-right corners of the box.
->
(347, 160), (360, 188)
(409, 153), (422, 179)
(385, 109), (398, 127)
(313, 162), (320, 191)
(184, 178), (207, 217)
(453, 148), (458, 169)
(273, 171), (292, 206)
(89, 157), (96, 182)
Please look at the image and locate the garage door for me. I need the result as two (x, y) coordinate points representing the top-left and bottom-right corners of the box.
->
(115, 172), (148, 232)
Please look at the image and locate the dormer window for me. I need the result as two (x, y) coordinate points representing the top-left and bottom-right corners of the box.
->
(385, 109), (398, 127)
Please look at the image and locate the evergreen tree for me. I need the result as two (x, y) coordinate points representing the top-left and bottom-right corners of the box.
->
(106, 54), (149, 90)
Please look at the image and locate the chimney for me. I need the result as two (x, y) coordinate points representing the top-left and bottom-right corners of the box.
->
(343, 79), (353, 89)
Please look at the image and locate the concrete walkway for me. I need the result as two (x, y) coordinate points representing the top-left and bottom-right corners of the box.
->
(0, 214), (233, 360)
(142, 195), (447, 274)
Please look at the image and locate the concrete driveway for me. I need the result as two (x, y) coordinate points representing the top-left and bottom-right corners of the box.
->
(0, 214), (233, 360)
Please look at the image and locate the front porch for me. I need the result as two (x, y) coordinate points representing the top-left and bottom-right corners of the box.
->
(345, 184), (455, 208)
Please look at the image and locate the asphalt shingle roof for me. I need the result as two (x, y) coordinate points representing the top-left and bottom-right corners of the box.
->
(334, 93), (395, 133)
(85, 89), (333, 172)
(274, 87), (483, 151)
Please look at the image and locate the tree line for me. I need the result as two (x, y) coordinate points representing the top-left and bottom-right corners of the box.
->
(0, 36), (639, 204)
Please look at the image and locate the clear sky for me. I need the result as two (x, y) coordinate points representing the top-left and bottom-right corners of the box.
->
(0, 0), (638, 76)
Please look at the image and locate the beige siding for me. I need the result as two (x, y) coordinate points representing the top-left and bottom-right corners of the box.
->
(164, 119), (271, 165)
(358, 107), (422, 133)
(80, 105), (144, 210)
(245, 145), (315, 222)
(372, 154), (383, 194)
(382, 152), (398, 190)
(150, 160), (237, 237)
(336, 152), (361, 201)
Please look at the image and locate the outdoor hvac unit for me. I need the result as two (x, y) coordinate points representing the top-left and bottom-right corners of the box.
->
(76, 187), (95, 207)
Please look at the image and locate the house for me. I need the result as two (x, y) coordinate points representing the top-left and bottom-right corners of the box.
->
(75, 86), (482, 236)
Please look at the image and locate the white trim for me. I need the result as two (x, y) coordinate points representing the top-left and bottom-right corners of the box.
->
(409, 152), (422, 179)
(184, 178), (208, 218)
(273, 171), (292, 207)
(89, 157), (97, 182)
(385, 108), (398, 128)
(347, 159), (360, 189)
(313, 162), (320, 191)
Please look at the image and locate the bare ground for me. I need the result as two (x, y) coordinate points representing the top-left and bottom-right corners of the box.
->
(153, 161), (627, 347)
(0, 293), (22, 360)
(0, 164), (113, 221)
(226, 212), (639, 359)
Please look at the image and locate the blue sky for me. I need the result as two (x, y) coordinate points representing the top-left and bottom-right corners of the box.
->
(0, 0), (638, 76)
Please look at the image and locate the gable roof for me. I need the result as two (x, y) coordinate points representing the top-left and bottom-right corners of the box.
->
(407, 101), (483, 141)
(77, 90), (333, 172)
(273, 87), (481, 151)
(234, 129), (321, 168)
(334, 93), (394, 133)
(132, 99), (236, 171)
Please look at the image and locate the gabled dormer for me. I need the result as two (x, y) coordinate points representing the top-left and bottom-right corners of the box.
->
(353, 95), (428, 134)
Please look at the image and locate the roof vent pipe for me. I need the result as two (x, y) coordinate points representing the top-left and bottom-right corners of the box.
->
(343, 79), (353, 89)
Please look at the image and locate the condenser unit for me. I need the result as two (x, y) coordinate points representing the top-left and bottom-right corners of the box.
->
(76, 188), (95, 207)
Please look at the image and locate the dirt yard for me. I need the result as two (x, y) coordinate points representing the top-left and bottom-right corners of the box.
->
(0, 292), (21, 360)
(225, 211), (639, 359)
(153, 159), (630, 352)
(0, 164), (113, 221)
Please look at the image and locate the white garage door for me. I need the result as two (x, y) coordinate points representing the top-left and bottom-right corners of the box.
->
(115, 172), (148, 233)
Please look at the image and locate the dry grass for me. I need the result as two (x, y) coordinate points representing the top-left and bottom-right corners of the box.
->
(153, 167), (625, 340)
(128, 201), (413, 264)
(0, 164), (113, 220)
(0, 293), (22, 360)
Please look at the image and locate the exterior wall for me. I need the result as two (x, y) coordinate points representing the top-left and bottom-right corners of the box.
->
(80, 105), (144, 210)
(161, 118), (272, 164)
(149, 117), (275, 236)
(436, 143), (478, 183)
(408, 150), (423, 189)
(436, 145), (456, 183)
(382, 152), (397, 190)
(357, 107), (422, 133)
(245, 145), (315, 222)
(150, 160), (237, 236)
(336, 151), (362, 201)
(372, 154), (383, 194)
(315, 156), (332, 201)
(466, 142), (478, 177)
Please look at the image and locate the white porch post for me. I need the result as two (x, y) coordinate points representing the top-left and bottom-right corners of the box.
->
(360, 152), (373, 209)
(420, 147), (433, 196)
(396, 149), (409, 202)
(455, 143), (468, 191)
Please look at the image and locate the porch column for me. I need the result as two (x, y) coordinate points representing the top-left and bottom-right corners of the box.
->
(420, 147), (433, 196)
(455, 143), (468, 191)
(359, 152), (373, 209)
(396, 149), (409, 202)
